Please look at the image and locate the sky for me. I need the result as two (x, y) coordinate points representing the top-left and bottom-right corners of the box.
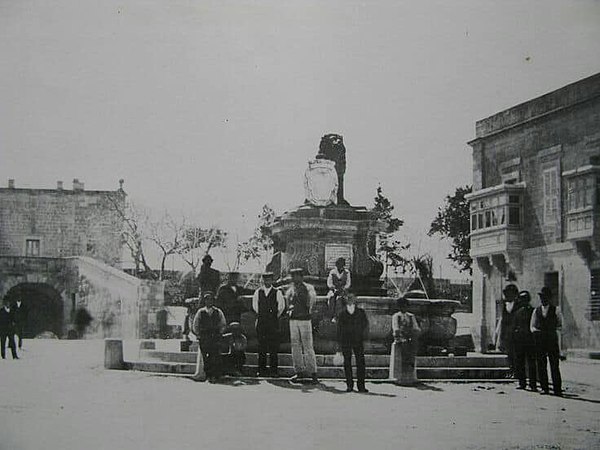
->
(1, 0), (599, 277)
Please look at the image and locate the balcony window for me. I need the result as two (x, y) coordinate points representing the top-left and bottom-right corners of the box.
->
(567, 175), (596, 212)
(563, 165), (600, 241)
(470, 190), (522, 232)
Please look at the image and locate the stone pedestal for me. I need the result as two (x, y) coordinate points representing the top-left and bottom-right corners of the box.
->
(104, 339), (124, 370)
(268, 205), (386, 295)
(389, 341), (419, 385)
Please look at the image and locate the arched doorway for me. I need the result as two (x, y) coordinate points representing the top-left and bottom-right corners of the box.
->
(4, 283), (64, 338)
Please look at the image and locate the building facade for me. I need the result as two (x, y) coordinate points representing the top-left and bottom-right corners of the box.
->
(0, 179), (164, 339)
(467, 73), (600, 351)
(0, 179), (125, 265)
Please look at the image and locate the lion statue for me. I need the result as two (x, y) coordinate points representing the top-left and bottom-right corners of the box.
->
(316, 133), (349, 205)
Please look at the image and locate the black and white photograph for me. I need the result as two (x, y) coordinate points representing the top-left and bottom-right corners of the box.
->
(1, 1), (599, 449)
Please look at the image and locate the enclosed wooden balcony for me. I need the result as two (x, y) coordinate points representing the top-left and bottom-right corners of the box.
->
(466, 182), (525, 273)
(563, 165), (600, 242)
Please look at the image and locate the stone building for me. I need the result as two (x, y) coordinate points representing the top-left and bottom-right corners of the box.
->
(0, 178), (125, 265)
(467, 72), (600, 351)
(0, 179), (163, 339)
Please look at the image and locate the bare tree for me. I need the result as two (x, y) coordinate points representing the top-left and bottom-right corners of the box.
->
(177, 226), (227, 274)
(106, 193), (155, 278)
(147, 211), (185, 280)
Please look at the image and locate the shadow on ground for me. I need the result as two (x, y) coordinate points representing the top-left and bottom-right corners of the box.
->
(265, 379), (398, 397)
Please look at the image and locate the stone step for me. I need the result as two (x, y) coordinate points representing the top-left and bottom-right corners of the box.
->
(126, 360), (511, 380)
(138, 350), (508, 368)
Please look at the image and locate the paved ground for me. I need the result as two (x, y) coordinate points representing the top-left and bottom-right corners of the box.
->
(0, 340), (598, 450)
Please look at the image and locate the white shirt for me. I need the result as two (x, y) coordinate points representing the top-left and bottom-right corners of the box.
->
(327, 268), (351, 290)
(252, 286), (286, 317)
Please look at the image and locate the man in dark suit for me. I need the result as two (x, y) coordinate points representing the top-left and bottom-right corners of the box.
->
(0, 299), (18, 360)
(198, 254), (221, 298)
(512, 291), (537, 391)
(531, 286), (563, 396)
(216, 272), (248, 326)
(12, 297), (28, 349)
(336, 294), (369, 392)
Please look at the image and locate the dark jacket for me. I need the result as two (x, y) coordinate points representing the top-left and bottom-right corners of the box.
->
(0, 307), (16, 334)
(216, 284), (248, 325)
(198, 266), (221, 295)
(13, 302), (28, 326)
(337, 307), (369, 345)
(512, 301), (534, 345)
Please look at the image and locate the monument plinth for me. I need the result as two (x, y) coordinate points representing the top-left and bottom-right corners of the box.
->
(269, 205), (385, 295)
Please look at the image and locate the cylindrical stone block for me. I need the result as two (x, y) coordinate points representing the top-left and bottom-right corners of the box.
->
(139, 341), (156, 350)
(105, 339), (125, 370)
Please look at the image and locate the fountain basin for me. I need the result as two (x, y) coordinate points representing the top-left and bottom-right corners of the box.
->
(238, 295), (460, 355)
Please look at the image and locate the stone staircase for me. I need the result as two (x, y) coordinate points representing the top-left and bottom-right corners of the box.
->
(129, 348), (511, 381)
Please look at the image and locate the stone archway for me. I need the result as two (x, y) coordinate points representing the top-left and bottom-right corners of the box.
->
(4, 283), (64, 338)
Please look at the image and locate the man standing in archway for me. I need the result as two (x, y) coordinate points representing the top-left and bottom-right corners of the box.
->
(0, 299), (18, 360)
(13, 297), (28, 350)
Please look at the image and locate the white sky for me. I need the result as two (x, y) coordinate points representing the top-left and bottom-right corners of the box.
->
(1, 0), (599, 277)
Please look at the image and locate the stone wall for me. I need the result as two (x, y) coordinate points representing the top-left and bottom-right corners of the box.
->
(0, 256), (164, 339)
(0, 181), (125, 266)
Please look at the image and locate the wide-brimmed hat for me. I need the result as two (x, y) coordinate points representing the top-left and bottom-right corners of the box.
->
(202, 254), (213, 263)
(518, 290), (531, 303)
(202, 291), (215, 299)
(396, 296), (409, 307)
(538, 287), (552, 298)
(503, 284), (518, 295)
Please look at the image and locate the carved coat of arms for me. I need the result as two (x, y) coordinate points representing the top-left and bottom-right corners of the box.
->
(304, 159), (338, 206)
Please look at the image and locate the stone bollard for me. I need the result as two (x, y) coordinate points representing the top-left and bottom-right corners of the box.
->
(389, 341), (418, 385)
(191, 346), (206, 381)
(105, 339), (125, 370)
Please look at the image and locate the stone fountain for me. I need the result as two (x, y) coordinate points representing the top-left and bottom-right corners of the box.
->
(241, 134), (461, 355)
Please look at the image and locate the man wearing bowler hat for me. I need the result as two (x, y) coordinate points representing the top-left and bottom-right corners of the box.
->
(198, 254), (221, 299)
(192, 291), (226, 382)
(285, 268), (318, 383)
(531, 286), (563, 396)
(252, 272), (285, 376)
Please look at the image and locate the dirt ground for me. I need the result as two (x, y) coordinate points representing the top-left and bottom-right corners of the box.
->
(0, 340), (598, 450)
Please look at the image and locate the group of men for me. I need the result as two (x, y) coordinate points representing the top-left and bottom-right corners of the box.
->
(185, 255), (370, 392)
(495, 284), (564, 396)
(0, 297), (28, 360)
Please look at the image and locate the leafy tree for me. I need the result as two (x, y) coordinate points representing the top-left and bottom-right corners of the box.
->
(238, 204), (277, 269)
(428, 185), (472, 274)
(371, 185), (409, 275)
(373, 185), (404, 233)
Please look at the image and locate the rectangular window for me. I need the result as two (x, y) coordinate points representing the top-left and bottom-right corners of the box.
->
(508, 206), (520, 226)
(543, 168), (559, 223)
(25, 239), (40, 256)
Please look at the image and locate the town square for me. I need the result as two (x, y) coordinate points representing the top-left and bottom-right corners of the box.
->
(1, 1), (600, 449)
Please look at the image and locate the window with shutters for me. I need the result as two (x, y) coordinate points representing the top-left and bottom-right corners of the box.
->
(589, 270), (600, 321)
(25, 239), (41, 256)
(543, 167), (559, 224)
